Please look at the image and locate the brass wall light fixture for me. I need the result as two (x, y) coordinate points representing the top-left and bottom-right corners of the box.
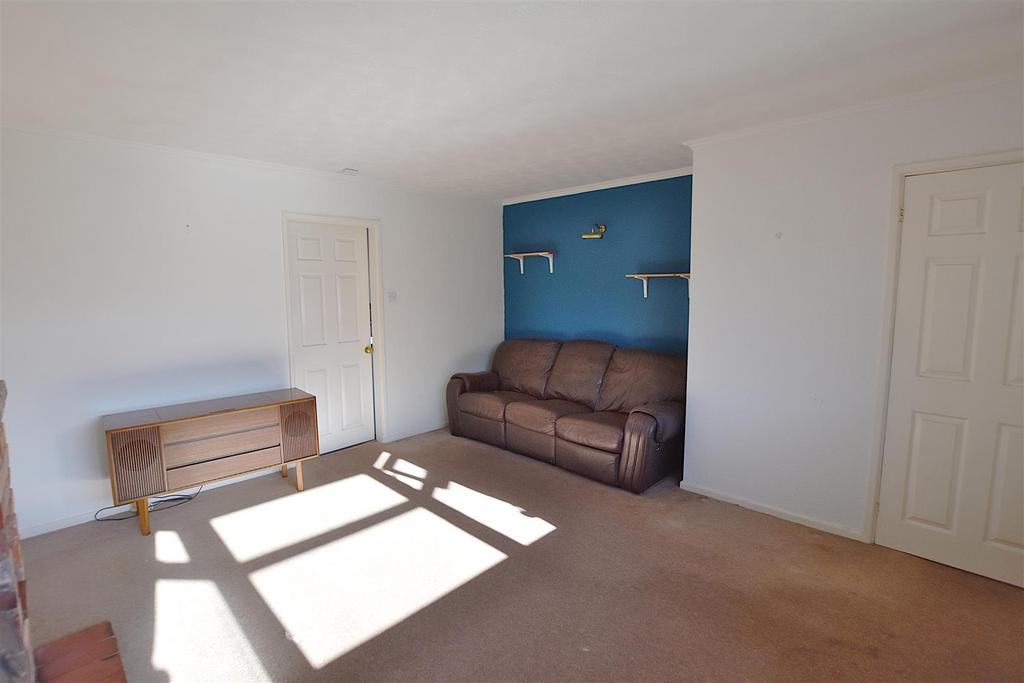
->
(581, 223), (607, 239)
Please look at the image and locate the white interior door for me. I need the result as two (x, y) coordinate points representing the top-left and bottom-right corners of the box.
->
(284, 218), (375, 453)
(876, 162), (1024, 586)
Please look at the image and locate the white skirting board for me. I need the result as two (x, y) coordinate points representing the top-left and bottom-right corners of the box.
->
(21, 465), (287, 539)
(678, 481), (870, 542)
(21, 510), (101, 539)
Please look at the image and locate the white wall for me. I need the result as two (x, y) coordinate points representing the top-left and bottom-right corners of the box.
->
(683, 78), (1023, 540)
(1, 129), (503, 536)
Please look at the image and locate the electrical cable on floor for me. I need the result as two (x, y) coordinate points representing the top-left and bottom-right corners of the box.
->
(93, 485), (204, 522)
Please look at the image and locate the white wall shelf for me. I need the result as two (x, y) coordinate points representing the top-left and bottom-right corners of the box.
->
(625, 272), (690, 298)
(504, 251), (554, 274)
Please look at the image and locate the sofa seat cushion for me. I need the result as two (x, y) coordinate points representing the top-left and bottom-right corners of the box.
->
(505, 400), (590, 435)
(457, 391), (533, 421)
(556, 411), (628, 452)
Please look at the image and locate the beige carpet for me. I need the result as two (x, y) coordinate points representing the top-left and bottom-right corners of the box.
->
(24, 430), (1023, 682)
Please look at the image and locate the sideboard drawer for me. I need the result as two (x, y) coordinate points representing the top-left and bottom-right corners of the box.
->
(160, 406), (279, 445)
(166, 446), (282, 490)
(163, 425), (281, 469)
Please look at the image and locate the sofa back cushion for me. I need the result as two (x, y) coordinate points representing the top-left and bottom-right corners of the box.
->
(595, 348), (686, 412)
(492, 339), (562, 397)
(545, 340), (615, 408)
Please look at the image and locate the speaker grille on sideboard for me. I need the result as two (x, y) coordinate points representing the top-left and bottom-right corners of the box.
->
(110, 426), (165, 503)
(280, 400), (317, 462)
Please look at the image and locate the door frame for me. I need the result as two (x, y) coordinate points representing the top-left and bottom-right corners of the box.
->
(281, 212), (390, 445)
(866, 149), (1024, 543)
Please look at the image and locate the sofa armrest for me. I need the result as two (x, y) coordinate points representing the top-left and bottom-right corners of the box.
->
(446, 371), (499, 436)
(630, 401), (684, 442)
(451, 371), (500, 393)
(619, 403), (684, 493)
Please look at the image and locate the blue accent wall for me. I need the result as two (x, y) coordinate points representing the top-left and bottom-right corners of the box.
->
(503, 176), (692, 355)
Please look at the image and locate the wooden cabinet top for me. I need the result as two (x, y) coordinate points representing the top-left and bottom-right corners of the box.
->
(102, 388), (315, 431)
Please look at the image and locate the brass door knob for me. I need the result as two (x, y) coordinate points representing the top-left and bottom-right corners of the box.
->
(364, 345), (373, 354)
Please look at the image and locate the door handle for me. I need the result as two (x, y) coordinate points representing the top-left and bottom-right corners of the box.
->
(364, 344), (373, 354)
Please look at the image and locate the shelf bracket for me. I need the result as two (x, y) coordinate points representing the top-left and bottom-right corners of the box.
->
(625, 273), (690, 299)
(504, 251), (554, 274)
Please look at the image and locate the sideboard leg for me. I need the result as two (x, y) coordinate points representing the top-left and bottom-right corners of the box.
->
(280, 464), (288, 478)
(295, 461), (305, 492)
(136, 499), (151, 536)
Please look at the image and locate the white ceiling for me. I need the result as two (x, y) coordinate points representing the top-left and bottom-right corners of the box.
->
(2, 2), (1021, 199)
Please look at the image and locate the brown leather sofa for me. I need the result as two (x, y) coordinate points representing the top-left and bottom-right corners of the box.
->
(446, 339), (686, 493)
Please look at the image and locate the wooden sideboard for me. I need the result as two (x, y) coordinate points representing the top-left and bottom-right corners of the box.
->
(103, 388), (319, 535)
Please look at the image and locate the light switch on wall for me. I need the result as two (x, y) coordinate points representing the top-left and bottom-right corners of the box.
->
(387, 291), (398, 303)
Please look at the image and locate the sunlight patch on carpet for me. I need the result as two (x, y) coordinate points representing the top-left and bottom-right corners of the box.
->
(211, 474), (407, 562)
(373, 451), (427, 490)
(249, 507), (506, 668)
(152, 579), (270, 682)
(154, 530), (190, 564)
(432, 481), (556, 545)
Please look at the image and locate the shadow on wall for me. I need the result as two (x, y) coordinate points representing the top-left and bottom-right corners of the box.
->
(446, 348), (499, 379)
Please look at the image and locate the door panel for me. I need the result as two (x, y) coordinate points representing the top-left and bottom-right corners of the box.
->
(903, 411), (965, 530)
(340, 363), (364, 429)
(986, 423), (1023, 550)
(285, 219), (375, 453)
(336, 275), (360, 342)
(299, 274), (327, 346)
(1005, 256), (1024, 386)
(916, 258), (981, 381)
(877, 162), (1024, 586)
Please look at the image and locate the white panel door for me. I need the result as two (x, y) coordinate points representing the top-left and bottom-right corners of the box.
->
(877, 162), (1024, 586)
(285, 219), (375, 453)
